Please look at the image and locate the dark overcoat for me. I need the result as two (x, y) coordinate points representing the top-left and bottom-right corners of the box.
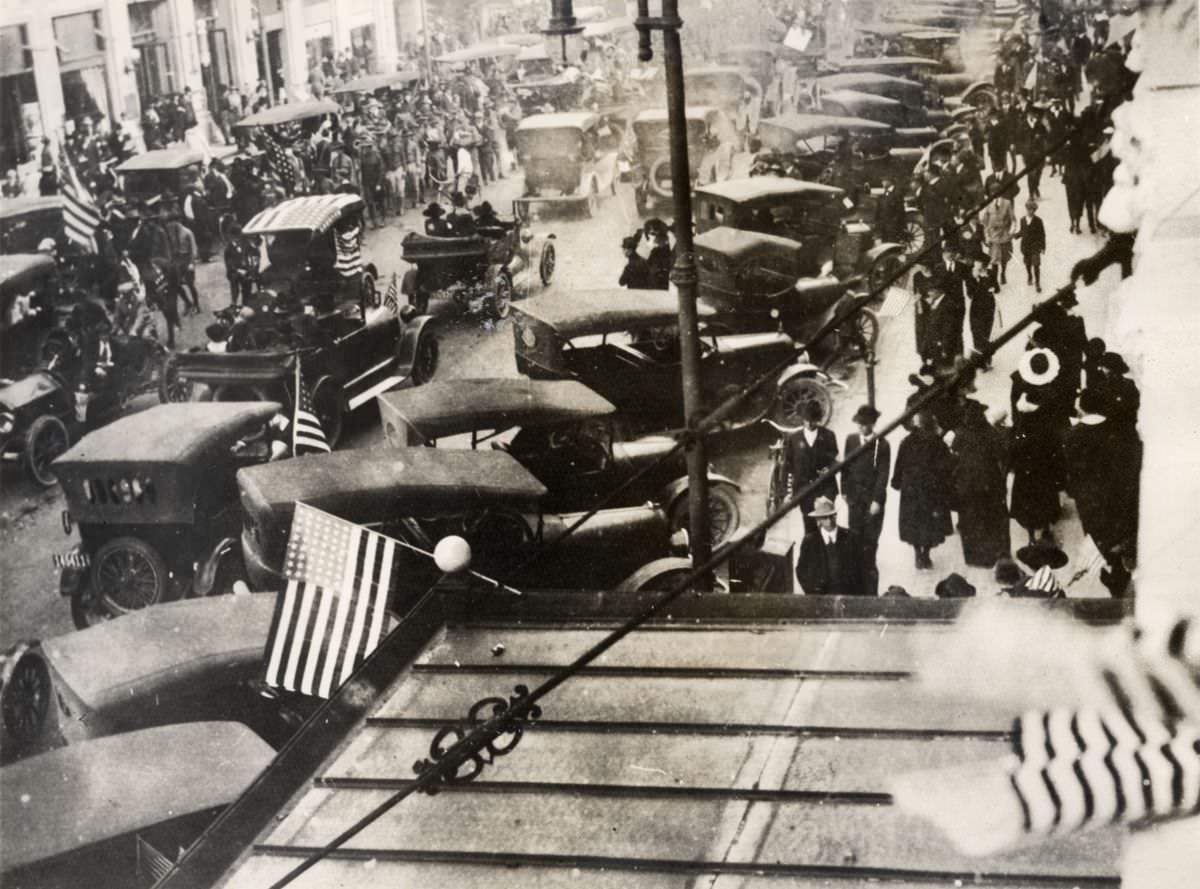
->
(892, 429), (954, 548)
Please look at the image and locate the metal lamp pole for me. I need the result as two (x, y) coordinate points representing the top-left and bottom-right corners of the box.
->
(548, 0), (712, 584)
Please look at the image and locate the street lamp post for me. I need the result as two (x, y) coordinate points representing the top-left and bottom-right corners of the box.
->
(546, 0), (712, 585)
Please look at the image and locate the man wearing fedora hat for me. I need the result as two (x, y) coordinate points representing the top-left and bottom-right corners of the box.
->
(841, 404), (891, 596)
(785, 400), (840, 534)
(795, 496), (864, 596)
(1016, 199), (1046, 291)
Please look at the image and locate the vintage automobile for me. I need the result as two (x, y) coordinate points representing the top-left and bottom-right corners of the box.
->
(2, 285), (168, 489)
(512, 288), (837, 429)
(1, 722), (274, 889)
(400, 201), (556, 317)
(53, 401), (284, 628)
(114, 145), (236, 203)
(514, 111), (620, 216)
(377, 379), (742, 546)
(169, 195), (437, 442)
(831, 55), (943, 82)
(0, 594), (318, 764)
(512, 71), (591, 115)
(812, 71), (949, 132)
(627, 106), (730, 214)
(691, 177), (896, 349)
(0, 195), (65, 254)
(237, 446), (694, 598)
(233, 97), (341, 133)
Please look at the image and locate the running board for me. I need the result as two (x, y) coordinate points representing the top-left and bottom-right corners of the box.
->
(347, 375), (406, 411)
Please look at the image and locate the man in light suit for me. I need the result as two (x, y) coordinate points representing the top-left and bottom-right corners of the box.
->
(841, 404), (891, 596)
(795, 496), (864, 596)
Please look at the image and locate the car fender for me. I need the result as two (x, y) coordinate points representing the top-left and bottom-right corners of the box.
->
(960, 80), (996, 106)
(864, 242), (904, 267)
(776, 362), (827, 388)
(394, 315), (437, 387)
(658, 473), (741, 515)
(192, 537), (241, 597)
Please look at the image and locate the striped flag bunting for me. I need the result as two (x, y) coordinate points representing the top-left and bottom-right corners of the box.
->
(52, 550), (91, 570)
(333, 222), (364, 278)
(292, 357), (331, 457)
(383, 272), (400, 314)
(893, 614), (1200, 857)
(263, 131), (296, 195)
(136, 834), (175, 883)
(58, 151), (100, 253)
(263, 503), (397, 698)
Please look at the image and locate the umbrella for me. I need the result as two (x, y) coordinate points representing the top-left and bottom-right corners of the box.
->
(332, 70), (422, 94)
(435, 42), (521, 63)
(234, 99), (341, 128)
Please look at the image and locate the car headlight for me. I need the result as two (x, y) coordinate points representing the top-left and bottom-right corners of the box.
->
(0, 411), (13, 435)
(520, 325), (537, 348)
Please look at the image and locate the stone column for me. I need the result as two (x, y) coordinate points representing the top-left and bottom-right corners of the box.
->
(374, 0), (400, 72)
(281, 0), (307, 101)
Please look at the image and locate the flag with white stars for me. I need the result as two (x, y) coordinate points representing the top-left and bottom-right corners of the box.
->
(263, 130), (296, 195)
(383, 272), (399, 314)
(263, 503), (398, 698)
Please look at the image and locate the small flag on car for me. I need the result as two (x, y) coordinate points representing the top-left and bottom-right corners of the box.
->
(263, 503), (398, 698)
(383, 272), (400, 314)
(292, 357), (331, 457)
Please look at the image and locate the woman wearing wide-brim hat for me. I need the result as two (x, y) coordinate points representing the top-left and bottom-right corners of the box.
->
(1008, 350), (1064, 545)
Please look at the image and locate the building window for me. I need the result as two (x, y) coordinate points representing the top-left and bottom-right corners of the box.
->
(54, 10), (113, 130)
(0, 24), (40, 170)
(129, 0), (180, 109)
(351, 24), (376, 75)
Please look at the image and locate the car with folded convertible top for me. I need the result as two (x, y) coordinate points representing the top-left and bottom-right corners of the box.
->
(376, 379), (742, 547)
(236, 446), (698, 601)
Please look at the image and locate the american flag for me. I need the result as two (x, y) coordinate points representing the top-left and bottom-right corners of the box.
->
(383, 272), (400, 314)
(58, 151), (100, 252)
(263, 503), (397, 698)
(333, 222), (363, 278)
(263, 130), (296, 195)
(292, 356), (331, 456)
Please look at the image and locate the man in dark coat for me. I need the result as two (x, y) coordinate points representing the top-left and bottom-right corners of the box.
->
(795, 496), (864, 596)
(1017, 199), (1046, 291)
(841, 404), (890, 596)
(1014, 108), (1048, 199)
(951, 401), (1011, 567)
(938, 246), (967, 361)
(785, 400), (839, 533)
(892, 411), (954, 569)
(618, 235), (650, 288)
(965, 257), (998, 363)
(645, 219), (672, 290)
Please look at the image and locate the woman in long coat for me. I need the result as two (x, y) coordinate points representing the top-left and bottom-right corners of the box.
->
(951, 402), (1011, 567)
(1008, 388), (1063, 544)
(892, 411), (955, 569)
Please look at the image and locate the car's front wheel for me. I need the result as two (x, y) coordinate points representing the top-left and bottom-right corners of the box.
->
(539, 242), (556, 286)
(616, 557), (697, 592)
(1, 645), (52, 749)
(24, 415), (70, 488)
(411, 331), (439, 385)
(491, 270), (514, 319)
(774, 375), (833, 428)
(668, 482), (741, 549)
(310, 376), (345, 449)
(158, 353), (195, 403)
(90, 536), (169, 617)
(868, 251), (907, 298)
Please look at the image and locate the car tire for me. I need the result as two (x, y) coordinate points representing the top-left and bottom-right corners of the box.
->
(491, 270), (514, 319)
(1, 645), (52, 750)
(648, 157), (673, 198)
(902, 213), (926, 256)
(615, 557), (696, 592)
(158, 352), (195, 403)
(24, 415), (70, 488)
(838, 307), (879, 359)
(868, 251), (906, 298)
(774, 375), (833, 428)
(361, 270), (378, 308)
(310, 376), (344, 449)
(539, 242), (556, 286)
(68, 575), (111, 630)
(211, 383), (272, 402)
(668, 482), (741, 549)
(411, 331), (439, 386)
(90, 536), (169, 616)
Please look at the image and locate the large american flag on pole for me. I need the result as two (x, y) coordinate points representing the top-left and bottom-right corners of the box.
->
(262, 130), (297, 195)
(292, 356), (331, 457)
(58, 151), (100, 252)
(263, 503), (398, 698)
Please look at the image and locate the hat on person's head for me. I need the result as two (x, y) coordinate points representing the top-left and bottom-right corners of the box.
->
(1101, 351), (1130, 375)
(643, 217), (668, 238)
(1025, 198), (1039, 211)
(1018, 347), (1060, 386)
(807, 496), (837, 518)
(472, 200), (495, 217)
(852, 404), (880, 425)
(883, 585), (910, 598)
(422, 201), (445, 218)
(621, 235), (640, 251)
(803, 399), (825, 423)
(37, 238), (56, 253)
(1016, 540), (1069, 571)
(935, 572), (977, 599)
(994, 556), (1024, 586)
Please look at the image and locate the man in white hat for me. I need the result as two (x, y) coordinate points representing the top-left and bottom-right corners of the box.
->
(795, 496), (864, 596)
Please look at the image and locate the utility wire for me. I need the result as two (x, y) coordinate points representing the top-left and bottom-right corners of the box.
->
(265, 275), (1080, 889)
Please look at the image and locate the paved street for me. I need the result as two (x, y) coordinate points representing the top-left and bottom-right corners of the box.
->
(0, 148), (1125, 649)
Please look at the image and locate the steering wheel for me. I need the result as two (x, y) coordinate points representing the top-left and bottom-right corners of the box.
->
(547, 428), (571, 449)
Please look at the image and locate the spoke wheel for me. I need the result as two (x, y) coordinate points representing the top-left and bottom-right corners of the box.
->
(2, 650), (51, 746)
(775, 375), (832, 428)
(868, 252), (906, 298)
(491, 270), (514, 319)
(902, 214), (926, 256)
(539, 243), (556, 286)
(91, 537), (168, 615)
(412, 332), (439, 385)
(158, 353), (195, 403)
(669, 482), (742, 549)
(838, 307), (880, 360)
(24, 415), (70, 488)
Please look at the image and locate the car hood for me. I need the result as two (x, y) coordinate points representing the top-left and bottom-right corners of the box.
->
(0, 371), (59, 411)
(694, 226), (799, 261)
